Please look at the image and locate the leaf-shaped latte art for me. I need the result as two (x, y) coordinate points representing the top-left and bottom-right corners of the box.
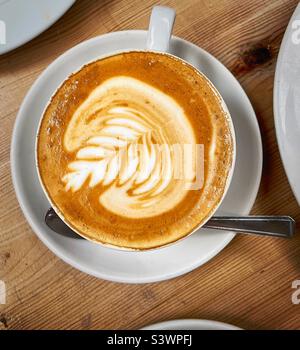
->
(62, 76), (197, 218)
(62, 115), (172, 199)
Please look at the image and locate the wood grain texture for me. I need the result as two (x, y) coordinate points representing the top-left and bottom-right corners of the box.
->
(1, 0), (300, 330)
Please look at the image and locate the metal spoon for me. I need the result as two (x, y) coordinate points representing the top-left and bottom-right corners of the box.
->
(45, 207), (295, 239)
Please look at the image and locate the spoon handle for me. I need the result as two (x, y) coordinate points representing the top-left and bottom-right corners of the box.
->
(204, 216), (295, 238)
(45, 208), (295, 239)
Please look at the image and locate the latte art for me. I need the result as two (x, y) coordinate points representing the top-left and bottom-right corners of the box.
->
(37, 51), (234, 249)
(62, 76), (197, 218)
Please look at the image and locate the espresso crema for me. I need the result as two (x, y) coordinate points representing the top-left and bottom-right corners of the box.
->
(37, 52), (234, 249)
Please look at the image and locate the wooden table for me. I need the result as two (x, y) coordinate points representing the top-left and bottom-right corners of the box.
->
(1, 0), (300, 330)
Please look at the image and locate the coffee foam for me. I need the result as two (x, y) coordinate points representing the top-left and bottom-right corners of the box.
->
(62, 76), (197, 218)
(37, 51), (234, 249)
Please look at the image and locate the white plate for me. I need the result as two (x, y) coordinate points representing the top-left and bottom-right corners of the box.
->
(142, 319), (241, 330)
(11, 31), (262, 283)
(274, 3), (300, 206)
(0, 0), (75, 54)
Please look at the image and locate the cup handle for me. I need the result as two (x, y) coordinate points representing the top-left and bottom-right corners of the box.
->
(146, 6), (176, 52)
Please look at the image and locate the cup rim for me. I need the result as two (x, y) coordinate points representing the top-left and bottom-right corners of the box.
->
(35, 48), (237, 252)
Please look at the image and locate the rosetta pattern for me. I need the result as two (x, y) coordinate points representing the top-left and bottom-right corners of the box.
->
(62, 110), (173, 199)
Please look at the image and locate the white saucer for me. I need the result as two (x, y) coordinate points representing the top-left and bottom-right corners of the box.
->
(142, 319), (241, 330)
(274, 3), (300, 205)
(11, 31), (262, 283)
(0, 0), (75, 54)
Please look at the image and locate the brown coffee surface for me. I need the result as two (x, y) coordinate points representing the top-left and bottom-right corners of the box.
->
(37, 51), (234, 249)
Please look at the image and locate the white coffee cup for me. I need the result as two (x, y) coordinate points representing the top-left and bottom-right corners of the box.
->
(36, 6), (236, 250)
